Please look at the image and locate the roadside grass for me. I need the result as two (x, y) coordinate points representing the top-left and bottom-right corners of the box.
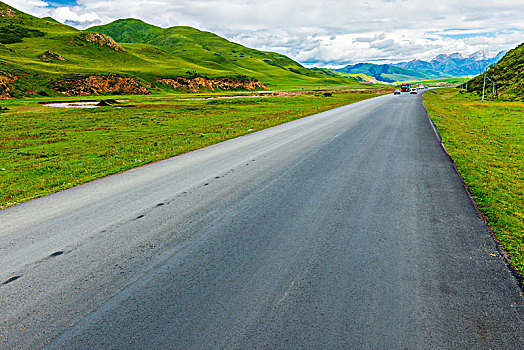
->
(0, 90), (383, 209)
(424, 88), (524, 277)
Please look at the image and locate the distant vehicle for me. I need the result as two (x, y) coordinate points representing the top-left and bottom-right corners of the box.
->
(394, 90), (401, 95)
(410, 88), (417, 94)
(417, 86), (424, 90)
(400, 83), (411, 92)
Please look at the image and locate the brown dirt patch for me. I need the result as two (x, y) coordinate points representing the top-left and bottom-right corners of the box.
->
(52, 75), (151, 96)
(158, 76), (266, 93)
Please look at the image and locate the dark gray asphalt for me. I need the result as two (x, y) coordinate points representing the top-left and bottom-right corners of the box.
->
(1, 92), (523, 349)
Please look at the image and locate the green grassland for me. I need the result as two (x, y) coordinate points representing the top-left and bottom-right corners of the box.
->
(0, 90), (385, 209)
(424, 88), (524, 276)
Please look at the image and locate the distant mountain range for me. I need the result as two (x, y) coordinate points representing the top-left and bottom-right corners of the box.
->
(335, 63), (431, 83)
(335, 51), (507, 83)
(396, 51), (506, 77)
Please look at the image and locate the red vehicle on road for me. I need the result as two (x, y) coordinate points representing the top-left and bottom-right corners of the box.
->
(400, 83), (411, 92)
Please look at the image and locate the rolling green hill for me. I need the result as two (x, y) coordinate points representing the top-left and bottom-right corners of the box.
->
(0, 1), (370, 98)
(335, 63), (434, 83)
(311, 68), (380, 84)
(85, 19), (330, 85)
(464, 42), (524, 101)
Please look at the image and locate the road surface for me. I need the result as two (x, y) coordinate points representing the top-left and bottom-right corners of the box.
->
(1, 92), (523, 349)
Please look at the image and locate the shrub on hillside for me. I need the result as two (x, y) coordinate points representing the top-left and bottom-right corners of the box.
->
(0, 24), (44, 44)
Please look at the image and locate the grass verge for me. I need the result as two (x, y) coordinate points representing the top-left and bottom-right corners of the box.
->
(1, 90), (384, 209)
(424, 88), (524, 277)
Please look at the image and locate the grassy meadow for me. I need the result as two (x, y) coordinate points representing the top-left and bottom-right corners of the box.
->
(0, 90), (385, 209)
(424, 88), (524, 276)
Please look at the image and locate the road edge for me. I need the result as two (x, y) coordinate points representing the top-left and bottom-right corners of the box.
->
(421, 91), (524, 292)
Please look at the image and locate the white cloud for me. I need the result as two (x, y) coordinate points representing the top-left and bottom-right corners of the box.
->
(3, 0), (49, 15)
(354, 33), (386, 43)
(3, 0), (524, 66)
(51, 7), (100, 24)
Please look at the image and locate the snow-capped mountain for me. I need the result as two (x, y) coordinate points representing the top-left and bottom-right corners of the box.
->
(395, 50), (507, 77)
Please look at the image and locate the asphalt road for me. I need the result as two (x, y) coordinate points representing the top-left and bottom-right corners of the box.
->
(1, 92), (523, 349)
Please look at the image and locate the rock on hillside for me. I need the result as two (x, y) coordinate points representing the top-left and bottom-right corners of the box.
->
(0, 73), (16, 99)
(38, 51), (67, 62)
(52, 75), (150, 96)
(0, 3), (18, 19)
(157, 77), (266, 92)
(72, 33), (126, 52)
(213, 78), (265, 90)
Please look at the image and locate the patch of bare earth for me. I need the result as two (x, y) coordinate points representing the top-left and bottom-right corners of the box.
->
(157, 76), (266, 92)
(0, 5), (18, 19)
(38, 51), (67, 62)
(0, 74), (16, 99)
(53, 75), (151, 96)
(71, 33), (126, 52)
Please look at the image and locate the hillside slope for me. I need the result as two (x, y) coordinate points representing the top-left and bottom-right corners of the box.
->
(0, 1), (165, 97)
(86, 19), (318, 80)
(465, 43), (524, 100)
(0, 2), (362, 98)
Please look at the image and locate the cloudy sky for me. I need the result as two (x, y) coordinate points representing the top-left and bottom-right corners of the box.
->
(5, 0), (524, 67)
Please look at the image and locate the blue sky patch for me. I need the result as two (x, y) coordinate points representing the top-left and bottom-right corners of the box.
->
(424, 28), (499, 40)
(439, 32), (496, 39)
(47, 0), (78, 7)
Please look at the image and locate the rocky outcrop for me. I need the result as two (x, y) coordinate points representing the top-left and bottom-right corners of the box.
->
(158, 77), (213, 92)
(213, 78), (266, 90)
(157, 76), (266, 92)
(52, 75), (151, 96)
(0, 74), (16, 99)
(0, 4), (18, 19)
(71, 33), (126, 52)
(38, 51), (67, 62)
